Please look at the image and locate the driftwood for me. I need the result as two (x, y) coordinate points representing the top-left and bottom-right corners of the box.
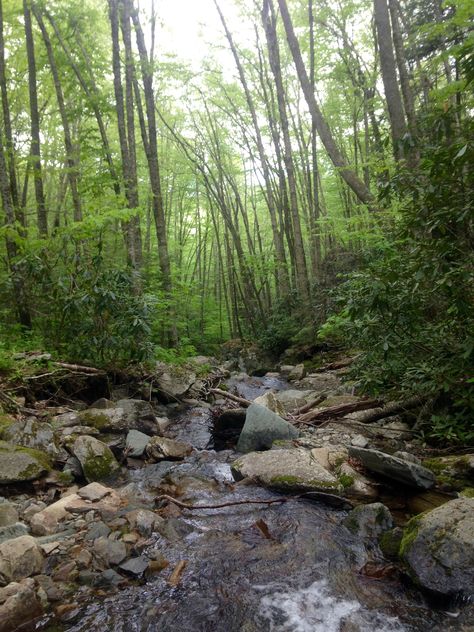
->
(354, 396), (426, 424)
(168, 560), (187, 587)
(210, 388), (252, 408)
(156, 491), (353, 511)
(293, 394), (327, 416)
(53, 362), (104, 374)
(297, 398), (382, 424)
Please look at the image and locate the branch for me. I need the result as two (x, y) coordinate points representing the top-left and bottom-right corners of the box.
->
(297, 398), (382, 424)
(354, 396), (426, 424)
(210, 388), (252, 407)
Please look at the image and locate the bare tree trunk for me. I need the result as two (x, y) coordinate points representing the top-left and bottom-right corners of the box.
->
(277, 0), (377, 210)
(373, 0), (407, 160)
(23, 0), (47, 236)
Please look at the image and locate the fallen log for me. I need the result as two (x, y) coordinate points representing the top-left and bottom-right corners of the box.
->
(353, 396), (426, 424)
(316, 356), (358, 372)
(293, 393), (327, 416)
(297, 398), (382, 424)
(210, 388), (252, 407)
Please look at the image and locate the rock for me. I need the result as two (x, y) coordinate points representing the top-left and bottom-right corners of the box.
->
(380, 419), (412, 440)
(52, 561), (77, 582)
(253, 392), (285, 416)
(348, 447), (436, 489)
(154, 364), (196, 401)
(400, 497), (474, 597)
(338, 462), (378, 501)
(96, 569), (124, 587)
(0, 441), (51, 484)
(84, 521), (110, 542)
(30, 494), (80, 536)
(90, 398), (115, 409)
(34, 574), (63, 602)
(422, 453), (474, 491)
(125, 429), (151, 458)
(1, 418), (59, 459)
(125, 509), (162, 536)
(231, 448), (342, 493)
(71, 436), (120, 482)
(344, 503), (393, 540)
(78, 399), (160, 435)
(406, 490), (455, 514)
(64, 455), (83, 478)
(0, 535), (43, 586)
(379, 528), (404, 559)
(279, 365), (296, 377)
(0, 578), (43, 632)
(273, 390), (320, 413)
(146, 437), (193, 461)
(78, 482), (112, 502)
(393, 451), (421, 465)
(350, 434), (369, 448)
(0, 503), (18, 528)
(92, 536), (127, 567)
(119, 556), (149, 577)
(0, 524), (29, 545)
(288, 363), (306, 381)
(236, 404), (299, 453)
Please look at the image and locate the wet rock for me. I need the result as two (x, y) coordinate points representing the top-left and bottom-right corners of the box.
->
(344, 503), (393, 540)
(0, 441), (51, 484)
(401, 497), (474, 597)
(0, 535), (43, 586)
(71, 436), (120, 482)
(154, 364), (197, 401)
(125, 509), (163, 536)
(348, 446), (436, 489)
(77, 400), (159, 435)
(0, 524), (29, 545)
(119, 556), (149, 577)
(0, 503), (18, 528)
(146, 436), (193, 461)
(93, 536), (127, 567)
(0, 578), (43, 632)
(1, 418), (59, 458)
(231, 448), (342, 493)
(78, 482), (112, 502)
(125, 429), (151, 457)
(236, 404), (299, 453)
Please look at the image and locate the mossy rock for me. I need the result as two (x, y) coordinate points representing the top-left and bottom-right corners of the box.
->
(0, 440), (52, 483)
(422, 455), (474, 491)
(72, 435), (120, 483)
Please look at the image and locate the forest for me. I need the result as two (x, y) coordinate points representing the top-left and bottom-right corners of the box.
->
(0, 0), (472, 440)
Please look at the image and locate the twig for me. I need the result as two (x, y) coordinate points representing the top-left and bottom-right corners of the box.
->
(293, 393), (327, 416)
(210, 388), (252, 407)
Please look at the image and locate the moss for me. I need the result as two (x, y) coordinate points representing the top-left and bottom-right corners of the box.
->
(380, 528), (403, 559)
(81, 445), (118, 482)
(57, 470), (75, 484)
(79, 412), (110, 430)
(422, 456), (473, 490)
(376, 504), (389, 524)
(399, 514), (423, 559)
(460, 487), (474, 498)
(270, 475), (301, 487)
(0, 414), (13, 440)
(338, 473), (354, 489)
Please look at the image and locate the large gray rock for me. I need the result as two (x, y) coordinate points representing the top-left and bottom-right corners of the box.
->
(0, 535), (43, 586)
(348, 446), (436, 489)
(236, 404), (299, 453)
(125, 429), (151, 457)
(154, 364), (196, 401)
(0, 578), (43, 632)
(71, 436), (120, 483)
(231, 448), (342, 493)
(1, 418), (58, 458)
(401, 497), (474, 597)
(78, 399), (160, 435)
(0, 442), (51, 484)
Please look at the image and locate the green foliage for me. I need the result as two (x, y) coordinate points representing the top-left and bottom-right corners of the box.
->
(256, 295), (300, 356)
(320, 109), (474, 444)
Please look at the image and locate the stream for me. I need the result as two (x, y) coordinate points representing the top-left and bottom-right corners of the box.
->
(47, 376), (465, 632)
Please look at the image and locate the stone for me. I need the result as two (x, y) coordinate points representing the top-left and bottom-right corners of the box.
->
(125, 509), (162, 536)
(154, 365), (196, 401)
(64, 455), (83, 478)
(84, 521), (110, 542)
(338, 462), (378, 501)
(93, 536), (127, 567)
(96, 569), (124, 587)
(231, 448), (342, 493)
(77, 401), (159, 435)
(350, 434), (369, 448)
(146, 436), (193, 461)
(0, 441), (51, 484)
(422, 453), (474, 491)
(21, 501), (46, 523)
(39, 542), (60, 555)
(1, 418), (59, 459)
(125, 429), (151, 458)
(344, 503), (393, 540)
(400, 497), (474, 597)
(0, 535), (43, 586)
(34, 574), (64, 602)
(30, 494), (80, 536)
(0, 524), (29, 545)
(288, 363), (306, 381)
(0, 578), (43, 632)
(0, 503), (18, 528)
(393, 451), (421, 465)
(90, 398), (115, 409)
(78, 482), (112, 502)
(348, 446), (436, 489)
(236, 404), (299, 453)
(274, 389), (319, 413)
(119, 556), (149, 577)
(253, 392), (286, 416)
(71, 435), (120, 482)
(52, 561), (77, 582)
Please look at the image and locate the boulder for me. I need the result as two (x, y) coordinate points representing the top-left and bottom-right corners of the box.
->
(0, 441), (51, 484)
(236, 404), (299, 453)
(0, 524), (29, 546)
(0, 578), (43, 632)
(1, 418), (58, 459)
(71, 436), (120, 483)
(30, 494), (80, 536)
(231, 448), (342, 493)
(422, 453), (474, 491)
(146, 437), (193, 461)
(0, 503), (18, 528)
(400, 497), (474, 597)
(273, 390), (320, 413)
(154, 364), (196, 401)
(0, 535), (43, 586)
(77, 482), (112, 502)
(288, 363), (306, 381)
(78, 399), (160, 435)
(348, 446), (436, 489)
(253, 392), (285, 416)
(125, 429), (151, 458)
(344, 503), (393, 540)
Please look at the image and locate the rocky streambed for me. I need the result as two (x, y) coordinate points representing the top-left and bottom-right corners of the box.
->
(0, 359), (473, 631)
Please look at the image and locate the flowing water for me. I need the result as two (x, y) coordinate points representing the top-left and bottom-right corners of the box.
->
(47, 376), (470, 632)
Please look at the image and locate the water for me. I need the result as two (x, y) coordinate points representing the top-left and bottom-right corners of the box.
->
(45, 375), (472, 632)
